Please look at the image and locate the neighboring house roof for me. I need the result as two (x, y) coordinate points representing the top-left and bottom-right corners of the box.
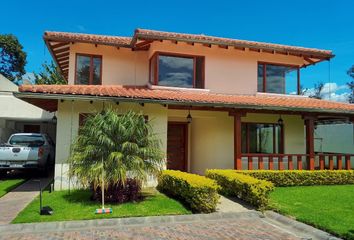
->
(16, 85), (354, 115)
(43, 28), (334, 80)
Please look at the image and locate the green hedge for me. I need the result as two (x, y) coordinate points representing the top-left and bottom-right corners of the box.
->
(205, 169), (274, 210)
(157, 170), (220, 213)
(235, 170), (354, 187)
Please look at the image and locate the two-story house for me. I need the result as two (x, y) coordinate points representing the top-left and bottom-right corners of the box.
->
(15, 29), (354, 190)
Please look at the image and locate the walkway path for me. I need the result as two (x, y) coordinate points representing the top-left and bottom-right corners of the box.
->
(0, 177), (52, 225)
(0, 211), (339, 240)
(217, 195), (252, 212)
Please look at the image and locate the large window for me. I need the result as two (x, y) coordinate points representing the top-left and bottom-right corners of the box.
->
(149, 52), (204, 88)
(258, 63), (300, 95)
(75, 54), (102, 85)
(241, 123), (283, 154)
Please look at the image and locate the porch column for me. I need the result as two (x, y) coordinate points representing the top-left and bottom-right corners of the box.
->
(233, 113), (242, 170)
(305, 117), (315, 170)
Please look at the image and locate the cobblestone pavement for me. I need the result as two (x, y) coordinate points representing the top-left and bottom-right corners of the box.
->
(0, 213), (301, 240)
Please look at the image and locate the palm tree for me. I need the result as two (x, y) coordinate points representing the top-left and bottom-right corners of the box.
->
(69, 108), (165, 200)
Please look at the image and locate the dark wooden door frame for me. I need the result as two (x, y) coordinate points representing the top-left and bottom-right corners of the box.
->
(167, 121), (189, 172)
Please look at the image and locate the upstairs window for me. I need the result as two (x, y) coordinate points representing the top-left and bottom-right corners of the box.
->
(75, 54), (102, 85)
(150, 52), (205, 88)
(258, 63), (300, 95)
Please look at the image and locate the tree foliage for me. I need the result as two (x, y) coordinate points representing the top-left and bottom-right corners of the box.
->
(309, 82), (324, 99)
(347, 65), (354, 103)
(34, 61), (66, 85)
(69, 109), (165, 191)
(0, 34), (27, 81)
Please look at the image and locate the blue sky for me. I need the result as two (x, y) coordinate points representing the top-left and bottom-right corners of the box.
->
(1, 0), (353, 101)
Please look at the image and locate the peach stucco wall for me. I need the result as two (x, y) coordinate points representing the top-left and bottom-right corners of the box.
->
(67, 41), (305, 95)
(68, 43), (149, 86)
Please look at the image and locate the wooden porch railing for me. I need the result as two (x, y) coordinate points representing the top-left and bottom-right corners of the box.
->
(241, 153), (353, 170)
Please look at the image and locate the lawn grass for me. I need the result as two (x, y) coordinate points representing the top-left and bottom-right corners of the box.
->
(270, 185), (354, 239)
(13, 188), (191, 223)
(0, 179), (26, 198)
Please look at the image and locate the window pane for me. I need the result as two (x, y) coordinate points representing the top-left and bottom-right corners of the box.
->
(150, 55), (156, 84)
(76, 55), (90, 85)
(257, 64), (264, 92)
(92, 57), (101, 85)
(258, 124), (274, 153)
(158, 55), (194, 88)
(265, 64), (297, 94)
(241, 124), (247, 153)
(243, 123), (282, 154)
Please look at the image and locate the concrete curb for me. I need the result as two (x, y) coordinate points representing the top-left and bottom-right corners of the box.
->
(264, 211), (341, 240)
(0, 211), (261, 235)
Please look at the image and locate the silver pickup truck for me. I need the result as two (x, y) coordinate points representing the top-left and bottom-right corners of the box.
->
(0, 133), (55, 175)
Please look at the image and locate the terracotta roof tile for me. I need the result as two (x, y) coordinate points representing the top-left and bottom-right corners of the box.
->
(134, 29), (333, 57)
(18, 85), (354, 114)
(44, 31), (132, 47)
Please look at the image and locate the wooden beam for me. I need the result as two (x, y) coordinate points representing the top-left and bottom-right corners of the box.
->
(304, 57), (316, 65)
(305, 117), (315, 170)
(51, 42), (69, 49)
(203, 43), (212, 48)
(58, 60), (69, 66)
(234, 113), (242, 170)
(219, 45), (228, 49)
(53, 47), (70, 54)
(55, 52), (70, 59)
(135, 40), (153, 48)
(57, 56), (69, 62)
(187, 42), (194, 46)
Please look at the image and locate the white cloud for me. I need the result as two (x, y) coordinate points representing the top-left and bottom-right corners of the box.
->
(160, 56), (193, 70)
(303, 82), (350, 102)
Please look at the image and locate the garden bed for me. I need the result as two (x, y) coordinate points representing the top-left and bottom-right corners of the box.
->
(13, 188), (191, 223)
(270, 185), (354, 239)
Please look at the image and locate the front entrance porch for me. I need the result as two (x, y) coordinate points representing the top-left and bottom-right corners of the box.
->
(167, 106), (354, 173)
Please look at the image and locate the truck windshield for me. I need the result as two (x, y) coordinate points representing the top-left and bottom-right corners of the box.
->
(9, 135), (45, 147)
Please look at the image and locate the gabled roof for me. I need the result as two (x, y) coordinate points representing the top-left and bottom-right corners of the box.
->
(16, 85), (354, 115)
(43, 28), (334, 80)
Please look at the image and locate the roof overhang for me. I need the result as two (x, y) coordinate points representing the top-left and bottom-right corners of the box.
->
(14, 91), (354, 119)
(43, 29), (335, 82)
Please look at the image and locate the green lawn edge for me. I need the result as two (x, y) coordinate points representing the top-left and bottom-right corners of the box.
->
(0, 179), (27, 198)
(269, 185), (354, 239)
(13, 188), (191, 223)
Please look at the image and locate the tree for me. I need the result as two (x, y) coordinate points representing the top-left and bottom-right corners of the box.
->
(34, 61), (66, 85)
(309, 82), (324, 99)
(347, 65), (354, 103)
(0, 34), (27, 81)
(69, 109), (165, 202)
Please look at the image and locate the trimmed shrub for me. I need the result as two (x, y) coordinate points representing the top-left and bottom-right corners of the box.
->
(91, 178), (141, 203)
(206, 169), (274, 210)
(235, 170), (354, 187)
(157, 170), (220, 213)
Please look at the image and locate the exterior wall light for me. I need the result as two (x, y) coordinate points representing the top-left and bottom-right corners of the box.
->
(187, 109), (192, 123)
(277, 115), (284, 125)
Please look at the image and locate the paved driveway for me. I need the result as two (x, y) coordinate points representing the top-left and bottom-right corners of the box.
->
(0, 212), (302, 240)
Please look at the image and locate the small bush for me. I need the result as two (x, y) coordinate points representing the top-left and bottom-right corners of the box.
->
(157, 170), (220, 213)
(235, 170), (354, 187)
(91, 178), (141, 203)
(206, 169), (274, 210)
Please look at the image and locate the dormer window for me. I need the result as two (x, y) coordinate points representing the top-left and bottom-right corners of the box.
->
(150, 52), (205, 88)
(258, 62), (300, 95)
(75, 54), (102, 85)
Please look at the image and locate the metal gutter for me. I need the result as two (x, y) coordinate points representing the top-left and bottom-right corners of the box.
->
(13, 92), (354, 115)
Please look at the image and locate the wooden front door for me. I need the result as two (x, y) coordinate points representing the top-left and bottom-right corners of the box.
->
(167, 122), (188, 171)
